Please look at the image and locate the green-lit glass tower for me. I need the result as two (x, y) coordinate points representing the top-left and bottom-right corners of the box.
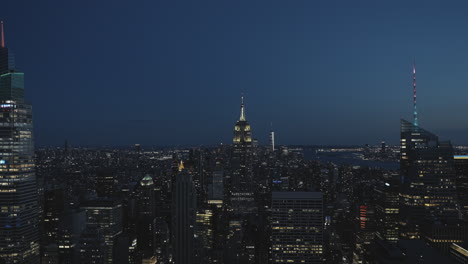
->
(0, 21), (39, 263)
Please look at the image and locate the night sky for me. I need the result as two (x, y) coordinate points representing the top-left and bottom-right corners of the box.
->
(3, 0), (468, 146)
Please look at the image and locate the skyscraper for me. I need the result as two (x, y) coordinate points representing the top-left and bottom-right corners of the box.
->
(454, 155), (468, 220)
(96, 168), (115, 198)
(195, 208), (214, 262)
(271, 192), (324, 263)
(78, 224), (107, 264)
(230, 96), (254, 212)
(399, 63), (458, 239)
(208, 168), (224, 207)
(375, 172), (400, 243)
(0, 21), (39, 263)
(136, 175), (156, 256)
(81, 199), (123, 264)
(172, 161), (196, 264)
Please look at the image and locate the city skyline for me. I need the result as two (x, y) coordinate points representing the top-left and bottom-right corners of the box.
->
(3, 2), (468, 264)
(2, 1), (468, 146)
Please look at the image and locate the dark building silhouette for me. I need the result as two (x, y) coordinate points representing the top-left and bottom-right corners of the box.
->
(172, 161), (196, 264)
(78, 224), (107, 264)
(454, 155), (468, 220)
(96, 168), (115, 198)
(271, 192), (324, 263)
(43, 187), (65, 244)
(136, 174), (156, 256)
(81, 199), (123, 264)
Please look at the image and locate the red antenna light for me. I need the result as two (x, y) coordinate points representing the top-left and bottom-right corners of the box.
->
(0, 21), (5, 48)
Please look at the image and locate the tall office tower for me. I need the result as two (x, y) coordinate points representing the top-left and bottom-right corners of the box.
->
(154, 218), (170, 263)
(0, 21), (39, 263)
(56, 209), (86, 264)
(225, 220), (243, 263)
(172, 161), (196, 264)
(454, 155), (468, 220)
(271, 192), (324, 264)
(375, 172), (400, 243)
(208, 169), (224, 207)
(81, 199), (123, 264)
(400, 119), (457, 238)
(399, 63), (458, 238)
(96, 168), (115, 198)
(231, 96), (254, 212)
(269, 127), (275, 151)
(136, 175), (156, 254)
(136, 175), (156, 255)
(78, 224), (107, 264)
(353, 205), (376, 263)
(43, 187), (65, 244)
(195, 208), (214, 262)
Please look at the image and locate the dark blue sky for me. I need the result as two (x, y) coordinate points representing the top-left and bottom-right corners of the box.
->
(3, 0), (468, 146)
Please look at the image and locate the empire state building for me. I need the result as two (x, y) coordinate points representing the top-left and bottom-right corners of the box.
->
(0, 22), (39, 263)
(230, 96), (254, 213)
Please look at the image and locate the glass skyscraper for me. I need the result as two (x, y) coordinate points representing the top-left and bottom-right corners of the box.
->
(0, 21), (39, 263)
(400, 119), (458, 239)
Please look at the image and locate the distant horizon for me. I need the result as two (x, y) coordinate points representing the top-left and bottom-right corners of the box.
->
(35, 142), (468, 149)
(4, 0), (468, 146)
(33, 116), (468, 147)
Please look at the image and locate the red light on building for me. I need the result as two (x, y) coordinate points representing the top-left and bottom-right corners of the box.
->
(359, 205), (367, 229)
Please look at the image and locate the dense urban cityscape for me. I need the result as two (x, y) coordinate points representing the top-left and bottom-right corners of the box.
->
(2, 2), (468, 264)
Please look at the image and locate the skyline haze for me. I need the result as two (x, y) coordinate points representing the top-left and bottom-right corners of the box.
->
(3, 0), (468, 146)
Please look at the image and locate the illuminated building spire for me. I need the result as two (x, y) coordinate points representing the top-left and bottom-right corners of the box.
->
(1, 21), (4, 48)
(240, 95), (246, 121)
(178, 160), (184, 172)
(413, 60), (418, 126)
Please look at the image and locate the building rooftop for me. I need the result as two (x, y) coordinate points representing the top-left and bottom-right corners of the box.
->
(272, 191), (322, 200)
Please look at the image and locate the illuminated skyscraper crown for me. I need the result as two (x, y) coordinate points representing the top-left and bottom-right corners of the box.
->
(233, 95), (252, 144)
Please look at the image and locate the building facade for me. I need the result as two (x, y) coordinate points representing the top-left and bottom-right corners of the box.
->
(0, 21), (39, 263)
(400, 119), (458, 239)
(81, 199), (123, 264)
(271, 192), (323, 263)
(172, 161), (196, 264)
(230, 96), (254, 213)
